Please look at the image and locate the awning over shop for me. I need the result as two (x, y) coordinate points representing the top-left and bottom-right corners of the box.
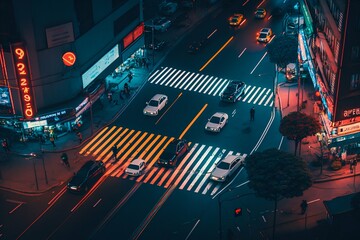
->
(328, 135), (360, 148)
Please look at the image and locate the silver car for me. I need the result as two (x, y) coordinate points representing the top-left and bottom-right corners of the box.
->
(143, 94), (168, 116)
(210, 155), (244, 182)
(205, 112), (228, 132)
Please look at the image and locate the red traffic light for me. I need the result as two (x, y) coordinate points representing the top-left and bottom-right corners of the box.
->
(234, 208), (242, 216)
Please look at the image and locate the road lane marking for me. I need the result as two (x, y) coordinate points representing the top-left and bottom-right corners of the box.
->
(93, 198), (102, 208)
(308, 199), (320, 204)
(79, 126), (110, 155)
(199, 36), (234, 71)
(156, 92), (182, 125)
(250, 51), (268, 75)
(179, 104), (208, 139)
(185, 219), (201, 240)
(238, 48), (247, 58)
(262, 215), (266, 222)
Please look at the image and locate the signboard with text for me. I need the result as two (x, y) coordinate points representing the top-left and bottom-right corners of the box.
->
(11, 42), (36, 119)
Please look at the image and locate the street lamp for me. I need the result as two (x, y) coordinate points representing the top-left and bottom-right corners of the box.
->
(30, 152), (48, 185)
(294, 1), (302, 112)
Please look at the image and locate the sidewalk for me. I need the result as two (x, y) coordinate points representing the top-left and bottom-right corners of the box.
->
(276, 71), (360, 183)
(0, 2), (220, 194)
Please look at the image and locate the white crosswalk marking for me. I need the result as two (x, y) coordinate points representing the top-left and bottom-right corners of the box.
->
(79, 127), (248, 196)
(147, 67), (273, 107)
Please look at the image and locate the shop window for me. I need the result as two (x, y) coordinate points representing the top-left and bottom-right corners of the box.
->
(350, 73), (360, 91)
(351, 46), (360, 61)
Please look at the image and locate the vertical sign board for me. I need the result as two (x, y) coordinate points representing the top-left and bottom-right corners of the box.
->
(11, 43), (36, 119)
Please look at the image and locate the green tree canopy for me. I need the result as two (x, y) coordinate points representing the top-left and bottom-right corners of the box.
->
(266, 35), (298, 69)
(279, 111), (321, 155)
(245, 148), (312, 201)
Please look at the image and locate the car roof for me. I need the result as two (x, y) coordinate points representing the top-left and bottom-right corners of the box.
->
(260, 28), (271, 33)
(212, 112), (227, 118)
(131, 158), (145, 165)
(256, 8), (265, 12)
(80, 160), (96, 170)
(220, 155), (239, 163)
(233, 13), (243, 17)
(151, 94), (167, 100)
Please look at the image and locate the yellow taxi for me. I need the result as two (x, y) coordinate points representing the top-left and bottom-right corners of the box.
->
(228, 14), (244, 26)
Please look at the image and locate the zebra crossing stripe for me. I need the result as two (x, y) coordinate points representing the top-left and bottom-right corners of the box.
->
(157, 168), (173, 186)
(163, 143), (198, 188)
(193, 75), (209, 92)
(173, 145), (206, 187)
(158, 68), (178, 85)
(150, 67), (169, 83)
(188, 74), (204, 91)
(188, 147), (220, 191)
(253, 88), (266, 104)
(258, 89), (271, 105)
(167, 70), (185, 86)
(264, 92), (273, 106)
(92, 127), (122, 156)
(136, 136), (170, 182)
(179, 72), (195, 89)
(247, 86), (261, 103)
(183, 73), (200, 90)
(83, 126), (116, 156)
(207, 78), (223, 96)
(203, 77), (217, 94)
(154, 67), (173, 84)
(148, 69), (160, 81)
(198, 76), (214, 93)
(180, 146), (213, 190)
(241, 86), (256, 102)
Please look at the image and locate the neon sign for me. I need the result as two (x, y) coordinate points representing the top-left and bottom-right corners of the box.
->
(123, 23), (144, 49)
(11, 43), (36, 119)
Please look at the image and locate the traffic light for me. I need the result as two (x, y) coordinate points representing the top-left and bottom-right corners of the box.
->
(234, 208), (242, 217)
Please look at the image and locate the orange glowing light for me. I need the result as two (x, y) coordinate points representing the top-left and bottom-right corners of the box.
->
(62, 52), (76, 66)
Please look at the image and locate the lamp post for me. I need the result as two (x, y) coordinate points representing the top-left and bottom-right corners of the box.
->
(295, 1), (301, 112)
(30, 152), (48, 185)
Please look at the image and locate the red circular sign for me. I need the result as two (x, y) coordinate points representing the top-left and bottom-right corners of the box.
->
(62, 52), (76, 66)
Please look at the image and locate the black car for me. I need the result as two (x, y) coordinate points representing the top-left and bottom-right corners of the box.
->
(220, 81), (246, 102)
(187, 39), (208, 54)
(67, 160), (105, 193)
(157, 139), (189, 167)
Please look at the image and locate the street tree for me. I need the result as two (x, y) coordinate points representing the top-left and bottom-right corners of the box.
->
(266, 35), (298, 69)
(279, 111), (321, 156)
(245, 148), (312, 240)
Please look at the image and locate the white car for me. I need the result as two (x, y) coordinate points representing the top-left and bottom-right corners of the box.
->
(257, 28), (273, 43)
(143, 94), (168, 116)
(125, 159), (146, 176)
(210, 155), (244, 182)
(205, 112), (229, 132)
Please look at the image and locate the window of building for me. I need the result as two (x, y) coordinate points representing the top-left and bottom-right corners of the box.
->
(113, 4), (140, 37)
(351, 46), (360, 61)
(74, 0), (94, 35)
(350, 73), (360, 91)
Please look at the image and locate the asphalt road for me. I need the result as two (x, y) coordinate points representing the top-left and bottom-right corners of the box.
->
(3, 1), (352, 240)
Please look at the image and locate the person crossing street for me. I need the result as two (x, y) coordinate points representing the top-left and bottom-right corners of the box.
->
(250, 107), (255, 121)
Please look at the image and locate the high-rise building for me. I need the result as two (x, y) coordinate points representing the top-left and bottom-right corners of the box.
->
(0, 0), (144, 140)
(305, 0), (360, 155)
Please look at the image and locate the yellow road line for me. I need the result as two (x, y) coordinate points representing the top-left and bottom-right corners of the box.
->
(156, 92), (182, 125)
(179, 104), (208, 139)
(199, 36), (234, 71)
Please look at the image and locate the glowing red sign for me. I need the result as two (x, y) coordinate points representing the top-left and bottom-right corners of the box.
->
(123, 23), (144, 49)
(11, 43), (36, 119)
(62, 51), (76, 66)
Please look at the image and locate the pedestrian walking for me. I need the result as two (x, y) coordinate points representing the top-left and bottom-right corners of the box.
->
(2, 138), (10, 152)
(77, 132), (83, 143)
(107, 91), (113, 102)
(127, 71), (133, 83)
(49, 135), (56, 147)
(112, 145), (118, 163)
(61, 152), (70, 168)
(145, 58), (150, 69)
(300, 200), (308, 215)
(250, 107), (255, 121)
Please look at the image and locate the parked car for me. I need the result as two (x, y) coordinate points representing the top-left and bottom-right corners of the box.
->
(205, 112), (229, 132)
(67, 160), (105, 193)
(143, 94), (168, 116)
(220, 81), (246, 102)
(255, 8), (267, 19)
(145, 17), (172, 32)
(125, 159), (146, 176)
(157, 139), (189, 167)
(256, 28), (273, 43)
(228, 13), (244, 26)
(210, 155), (244, 182)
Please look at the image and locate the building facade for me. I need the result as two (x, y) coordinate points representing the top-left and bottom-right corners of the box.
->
(304, 0), (360, 155)
(0, 0), (144, 142)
